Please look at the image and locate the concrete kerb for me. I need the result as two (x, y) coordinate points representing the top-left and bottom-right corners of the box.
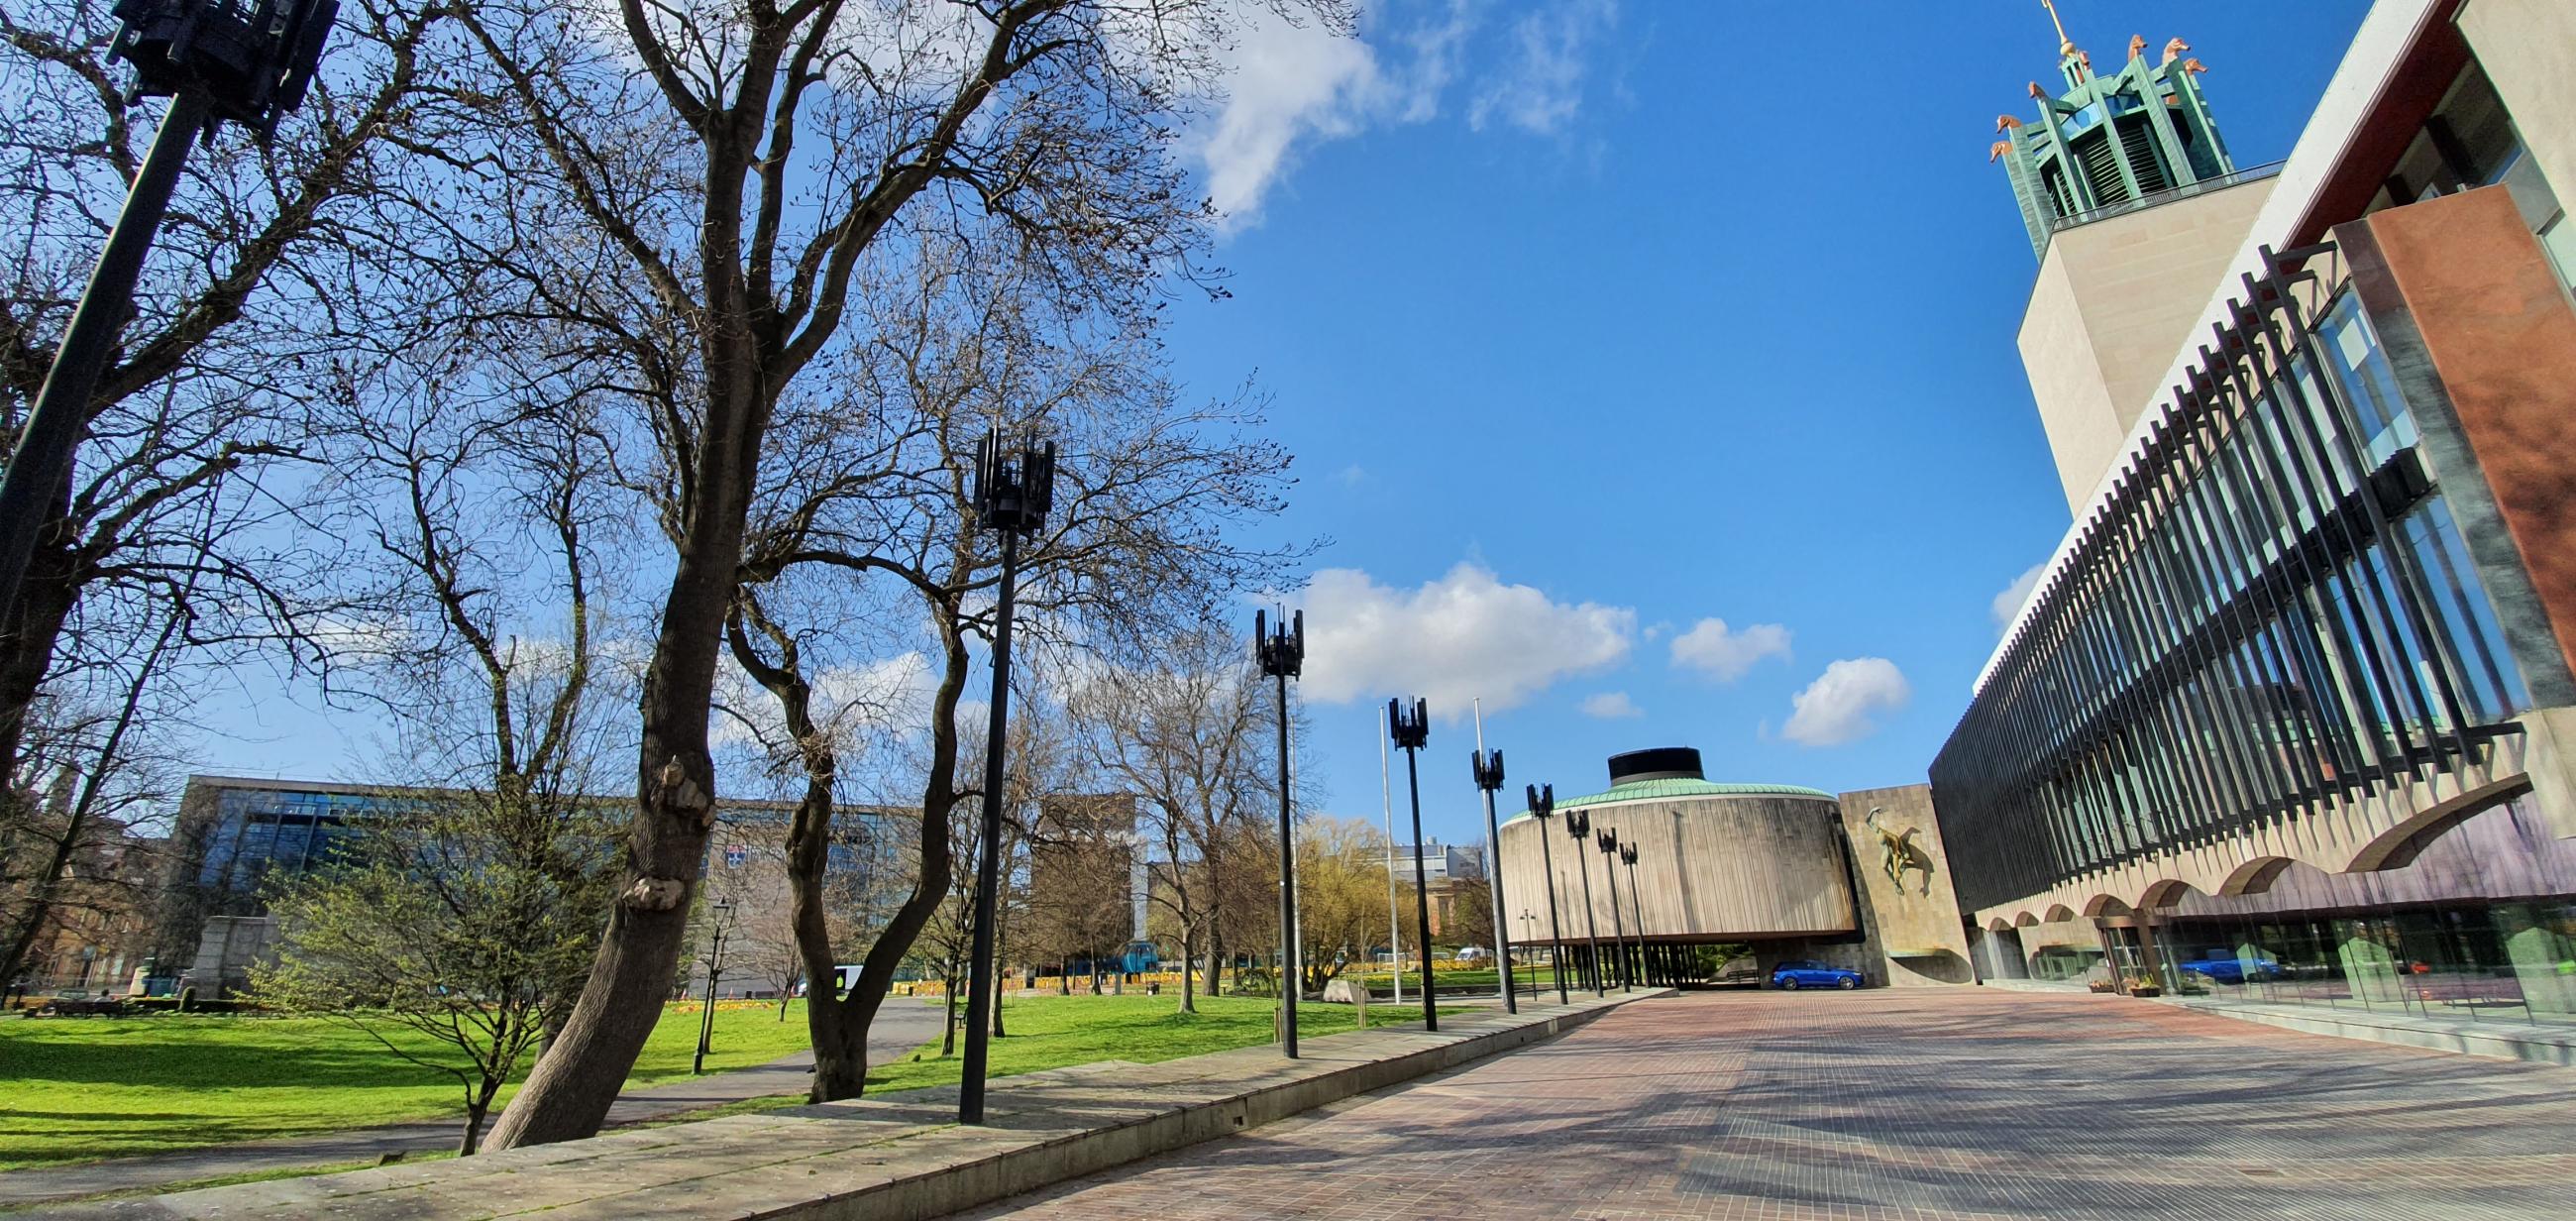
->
(44, 989), (1670, 1221)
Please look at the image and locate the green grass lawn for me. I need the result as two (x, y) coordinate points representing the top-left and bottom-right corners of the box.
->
(0, 1001), (817, 1172)
(865, 993), (1459, 1095)
(0, 994), (1458, 1175)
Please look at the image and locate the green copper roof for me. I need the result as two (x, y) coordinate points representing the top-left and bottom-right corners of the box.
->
(1501, 777), (1832, 825)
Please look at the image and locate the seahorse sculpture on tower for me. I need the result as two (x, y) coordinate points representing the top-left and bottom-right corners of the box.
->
(1865, 807), (1937, 898)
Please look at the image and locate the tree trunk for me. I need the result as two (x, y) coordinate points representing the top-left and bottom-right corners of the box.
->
(0, 536), (82, 989)
(803, 626), (968, 1102)
(461, 1073), (503, 1156)
(484, 457), (750, 1148)
(1177, 925), (1197, 1014)
(1203, 922), (1223, 1001)
(940, 971), (960, 1055)
(990, 914), (1007, 1039)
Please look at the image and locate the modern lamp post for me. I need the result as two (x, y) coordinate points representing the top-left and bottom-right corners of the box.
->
(1595, 828), (1630, 991)
(694, 900), (736, 1074)
(1621, 842), (1647, 986)
(1387, 698), (1437, 1031)
(0, 0), (338, 623)
(1467, 728), (1515, 1015)
(959, 432), (1054, 1126)
(1526, 784), (1567, 1005)
(1255, 609), (1306, 1057)
(1566, 809), (1604, 996)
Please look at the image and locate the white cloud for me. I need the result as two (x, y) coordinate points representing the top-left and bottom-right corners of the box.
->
(1990, 560), (2050, 631)
(1782, 658), (1911, 747)
(1668, 618), (1790, 683)
(1468, 0), (1616, 135)
(1195, 8), (1384, 227)
(1296, 563), (1634, 717)
(1578, 691), (1642, 719)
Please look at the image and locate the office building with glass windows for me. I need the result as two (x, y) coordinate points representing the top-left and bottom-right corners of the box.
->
(153, 774), (905, 996)
(1932, 0), (2576, 1026)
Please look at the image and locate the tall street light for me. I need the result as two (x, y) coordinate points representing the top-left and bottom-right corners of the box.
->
(1565, 809), (1604, 996)
(1467, 723), (1514, 1015)
(0, 0), (338, 623)
(1595, 828), (1630, 991)
(1621, 841), (1647, 987)
(1255, 609), (1305, 1057)
(1526, 784), (1567, 1005)
(693, 900), (736, 1074)
(1387, 698), (1437, 1032)
(1376, 707), (1403, 1006)
(959, 432), (1054, 1126)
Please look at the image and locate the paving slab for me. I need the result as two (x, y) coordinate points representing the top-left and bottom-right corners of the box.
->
(957, 988), (2576, 1221)
(31, 991), (1661, 1220)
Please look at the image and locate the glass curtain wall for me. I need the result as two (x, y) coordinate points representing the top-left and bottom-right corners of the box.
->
(1931, 257), (2533, 914)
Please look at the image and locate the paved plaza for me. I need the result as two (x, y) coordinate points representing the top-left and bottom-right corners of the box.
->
(959, 989), (2576, 1221)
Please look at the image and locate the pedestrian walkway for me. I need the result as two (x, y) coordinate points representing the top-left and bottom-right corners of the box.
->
(0, 1001), (944, 1210)
(961, 988), (2576, 1221)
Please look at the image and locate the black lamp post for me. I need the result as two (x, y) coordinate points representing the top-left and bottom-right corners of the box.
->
(1526, 784), (1567, 1005)
(1565, 809), (1603, 996)
(0, 0), (337, 624)
(1255, 609), (1305, 1057)
(959, 432), (1054, 1126)
(694, 900), (735, 1074)
(1621, 842), (1646, 986)
(1595, 828), (1630, 991)
(1468, 746), (1515, 1015)
(1387, 698), (1437, 1031)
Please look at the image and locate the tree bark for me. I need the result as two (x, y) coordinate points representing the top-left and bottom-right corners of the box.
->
(484, 469), (748, 1146)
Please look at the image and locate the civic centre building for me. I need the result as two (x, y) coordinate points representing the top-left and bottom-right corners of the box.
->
(1929, 0), (2576, 1021)
(1497, 748), (1973, 989)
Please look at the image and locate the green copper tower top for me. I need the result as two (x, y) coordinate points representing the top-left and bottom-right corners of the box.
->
(1991, 2), (2237, 260)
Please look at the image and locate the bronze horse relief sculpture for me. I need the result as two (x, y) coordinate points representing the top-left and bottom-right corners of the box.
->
(1865, 807), (1937, 898)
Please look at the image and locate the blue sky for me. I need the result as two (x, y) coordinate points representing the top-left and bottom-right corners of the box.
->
(1168, 1), (2369, 842)
(191, 1), (2372, 851)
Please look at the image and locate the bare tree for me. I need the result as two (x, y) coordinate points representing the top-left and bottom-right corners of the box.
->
(1070, 625), (1276, 1014)
(709, 225), (1296, 1098)
(0, 0), (461, 905)
(251, 345), (625, 1156)
(433, 0), (1350, 1146)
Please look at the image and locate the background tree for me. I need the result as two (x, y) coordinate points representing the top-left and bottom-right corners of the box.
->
(1024, 795), (1138, 995)
(254, 781), (620, 1155)
(1450, 863), (1495, 955)
(1294, 816), (1394, 996)
(1072, 625), (1278, 1013)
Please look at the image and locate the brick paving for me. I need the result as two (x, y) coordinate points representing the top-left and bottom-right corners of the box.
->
(956, 989), (2576, 1221)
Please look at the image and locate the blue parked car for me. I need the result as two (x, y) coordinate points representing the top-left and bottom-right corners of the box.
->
(1770, 960), (1863, 991)
(2172, 949), (2280, 984)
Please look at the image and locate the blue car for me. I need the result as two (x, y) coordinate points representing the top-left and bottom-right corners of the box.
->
(1769, 960), (1863, 991)
(2173, 950), (2280, 984)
